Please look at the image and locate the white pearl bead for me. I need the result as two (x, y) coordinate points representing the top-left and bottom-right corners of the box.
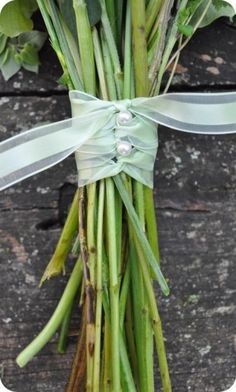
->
(117, 141), (132, 156)
(116, 110), (133, 125)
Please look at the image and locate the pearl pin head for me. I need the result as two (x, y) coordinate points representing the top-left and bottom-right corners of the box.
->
(116, 141), (133, 156)
(116, 110), (133, 126)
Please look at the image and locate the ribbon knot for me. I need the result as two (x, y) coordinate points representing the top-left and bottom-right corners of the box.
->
(113, 99), (132, 112)
(0, 90), (235, 191)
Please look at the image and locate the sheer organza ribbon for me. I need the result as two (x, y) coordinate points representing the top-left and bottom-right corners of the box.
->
(0, 90), (236, 190)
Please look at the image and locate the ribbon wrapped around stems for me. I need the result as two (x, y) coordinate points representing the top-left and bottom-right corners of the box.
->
(0, 90), (236, 190)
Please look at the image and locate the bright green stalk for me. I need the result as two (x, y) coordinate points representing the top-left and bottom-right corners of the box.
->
(130, 0), (149, 96)
(144, 187), (160, 265)
(120, 178), (172, 392)
(119, 261), (131, 327)
(134, 237), (172, 392)
(46, 0), (83, 90)
(40, 190), (79, 284)
(106, 178), (120, 391)
(36, 1), (73, 89)
(113, 175), (169, 295)
(100, 0), (123, 98)
(123, 0), (132, 99)
(93, 180), (105, 391)
(115, 187), (123, 277)
(16, 258), (83, 367)
(146, 0), (162, 38)
(57, 296), (75, 353)
(105, 0), (117, 42)
(119, 332), (136, 392)
(59, 15), (83, 84)
(133, 181), (154, 392)
(73, 0), (96, 95)
(101, 30), (117, 100)
(93, 28), (109, 100)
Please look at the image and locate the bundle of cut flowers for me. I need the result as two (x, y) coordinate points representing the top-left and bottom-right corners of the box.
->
(0, 0), (236, 391)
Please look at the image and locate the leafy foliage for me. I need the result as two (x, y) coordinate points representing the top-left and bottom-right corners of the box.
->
(0, 0), (37, 37)
(0, 30), (47, 80)
(177, 0), (235, 37)
(191, 0), (235, 27)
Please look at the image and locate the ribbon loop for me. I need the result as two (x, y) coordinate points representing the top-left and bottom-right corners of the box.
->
(0, 90), (236, 191)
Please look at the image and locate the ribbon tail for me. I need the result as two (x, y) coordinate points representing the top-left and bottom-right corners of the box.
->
(0, 110), (110, 191)
(132, 92), (236, 134)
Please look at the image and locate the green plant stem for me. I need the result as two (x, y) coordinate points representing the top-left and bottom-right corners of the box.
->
(121, 178), (172, 392)
(154, 0), (189, 95)
(93, 27), (109, 100)
(119, 261), (130, 327)
(40, 190), (79, 284)
(105, 0), (117, 42)
(105, 178), (120, 391)
(113, 174), (169, 295)
(146, 0), (162, 38)
(144, 187), (160, 265)
(130, 0), (148, 96)
(101, 29), (117, 100)
(125, 292), (139, 383)
(57, 298), (74, 353)
(123, 0), (132, 99)
(78, 186), (95, 391)
(133, 180), (154, 392)
(103, 318), (112, 390)
(165, 0), (212, 72)
(100, 0), (123, 98)
(134, 237), (171, 392)
(16, 258), (83, 368)
(93, 180), (105, 391)
(73, 0), (96, 94)
(46, 0), (83, 90)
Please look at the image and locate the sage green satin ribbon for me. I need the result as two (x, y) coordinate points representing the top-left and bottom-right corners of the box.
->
(0, 90), (236, 191)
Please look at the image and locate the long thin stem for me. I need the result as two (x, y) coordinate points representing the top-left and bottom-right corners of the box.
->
(105, 178), (120, 391)
(57, 298), (74, 353)
(113, 175), (169, 295)
(46, 0), (83, 90)
(73, 0), (96, 94)
(133, 180), (154, 392)
(130, 0), (148, 96)
(123, 0), (132, 99)
(100, 0), (123, 98)
(16, 258), (83, 367)
(93, 180), (105, 390)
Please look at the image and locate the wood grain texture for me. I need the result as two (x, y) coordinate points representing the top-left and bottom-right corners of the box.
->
(0, 19), (236, 392)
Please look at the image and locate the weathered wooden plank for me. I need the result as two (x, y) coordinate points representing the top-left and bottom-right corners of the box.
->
(0, 95), (236, 391)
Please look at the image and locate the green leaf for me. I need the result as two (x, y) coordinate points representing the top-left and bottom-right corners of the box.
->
(0, 0), (14, 13)
(20, 42), (39, 65)
(178, 24), (194, 37)
(18, 30), (47, 50)
(0, 0), (37, 37)
(0, 33), (8, 54)
(85, 0), (101, 26)
(57, 0), (77, 40)
(190, 0), (235, 27)
(22, 62), (38, 73)
(0, 51), (20, 80)
(0, 46), (9, 66)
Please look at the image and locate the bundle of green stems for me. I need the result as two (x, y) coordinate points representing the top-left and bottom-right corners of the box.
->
(14, 0), (213, 391)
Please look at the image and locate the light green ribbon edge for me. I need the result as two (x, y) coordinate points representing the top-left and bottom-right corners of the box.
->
(0, 90), (236, 191)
